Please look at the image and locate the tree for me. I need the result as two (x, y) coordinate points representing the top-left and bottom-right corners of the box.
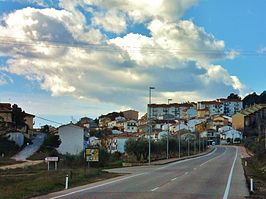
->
(227, 93), (241, 100)
(11, 104), (26, 129)
(43, 134), (61, 149)
(41, 125), (49, 133)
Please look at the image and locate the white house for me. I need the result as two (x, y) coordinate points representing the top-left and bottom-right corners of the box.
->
(124, 120), (138, 133)
(220, 129), (242, 143)
(58, 123), (86, 155)
(218, 126), (233, 133)
(108, 120), (117, 129)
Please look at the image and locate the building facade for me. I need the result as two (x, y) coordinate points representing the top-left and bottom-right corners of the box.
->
(217, 98), (243, 117)
(58, 123), (86, 155)
(148, 103), (197, 120)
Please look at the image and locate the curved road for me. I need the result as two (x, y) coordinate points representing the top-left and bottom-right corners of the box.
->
(35, 146), (249, 199)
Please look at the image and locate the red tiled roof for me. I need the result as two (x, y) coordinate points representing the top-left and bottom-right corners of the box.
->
(217, 98), (242, 102)
(148, 103), (195, 108)
(0, 103), (12, 112)
(198, 101), (223, 105)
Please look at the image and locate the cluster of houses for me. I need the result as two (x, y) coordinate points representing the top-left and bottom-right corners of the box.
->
(57, 98), (248, 155)
(2, 97), (266, 156)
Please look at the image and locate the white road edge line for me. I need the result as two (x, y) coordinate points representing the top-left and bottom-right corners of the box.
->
(171, 177), (177, 181)
(151, 187), (159, 191)
(49, 172), (147, 199)
(157, 147), (217, 171)
(200, 148), (227, 167)
(223, 147), (238, 199)
(184, 172), (189, 175)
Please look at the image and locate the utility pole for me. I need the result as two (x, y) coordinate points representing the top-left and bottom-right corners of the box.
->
(148, 87), (155, 165)
(167, 98), (172, 159)
(194, 138), (196, 154)
(187, 138), (190, 156)
(198, 134), (201, 153)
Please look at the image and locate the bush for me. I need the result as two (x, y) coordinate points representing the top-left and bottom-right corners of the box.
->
(0, 135), (19, 157)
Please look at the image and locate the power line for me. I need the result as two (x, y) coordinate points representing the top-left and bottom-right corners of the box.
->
(35, 115), (63, 125)
(0, 36), (265, 56)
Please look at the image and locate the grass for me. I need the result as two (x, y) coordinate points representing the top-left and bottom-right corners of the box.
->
(0, 162), (121, 199)
(243, 156), (266, 198)
(0, 158), (25, 167)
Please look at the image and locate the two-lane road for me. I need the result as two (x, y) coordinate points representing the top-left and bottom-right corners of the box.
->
(35, 146), (249, 199)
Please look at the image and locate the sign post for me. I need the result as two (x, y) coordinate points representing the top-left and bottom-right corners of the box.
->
(45, 157), (59, 171)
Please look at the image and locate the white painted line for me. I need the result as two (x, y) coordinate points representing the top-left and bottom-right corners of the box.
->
(193, 168), (197, 170)
(200, 148), (227, 167)
(50, 172), (147, 199)
(171, 177), (177, 181)
(151, 187), (159, 191)
(223, 147), (238, 199)
(184, 172), (189, 175)
(157, 147), (217, 171)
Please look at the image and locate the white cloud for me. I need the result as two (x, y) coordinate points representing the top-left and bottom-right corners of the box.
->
(258, 47), (266, 54)
(226, 50), (240, 59)
(92, 9), (127, 33)
(0, 1), (246, 115)
(0, 72), (13, 85)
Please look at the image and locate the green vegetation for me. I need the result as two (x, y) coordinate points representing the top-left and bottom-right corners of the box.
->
(243, 91), (266, 108)
(28, 133), (61, 160)
(0, 136), (19, 157)
(124, 137), (207, 163)
(0, 163), (121, 199)
(243, 136), (266, 198)
(1, 146), (122, 199)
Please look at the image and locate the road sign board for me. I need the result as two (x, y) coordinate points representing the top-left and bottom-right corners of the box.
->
(45, 157), (59, 162)
(85, 148), (99, 162)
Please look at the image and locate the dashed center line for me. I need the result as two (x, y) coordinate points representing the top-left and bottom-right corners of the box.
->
(184, 172), (189, 175)
(171, 177), (177, 181)
(200, 148), (227, 167)
(151, 187), (159, 191)
(193, 167), (197, 170)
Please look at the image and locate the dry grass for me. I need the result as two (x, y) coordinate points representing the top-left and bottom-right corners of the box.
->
(0, 163), (121, 199)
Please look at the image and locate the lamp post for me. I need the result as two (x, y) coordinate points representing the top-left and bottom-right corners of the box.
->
(148, 87), (155, 165)
(178, 119), (181, 158)
(167, 98), (172, 159)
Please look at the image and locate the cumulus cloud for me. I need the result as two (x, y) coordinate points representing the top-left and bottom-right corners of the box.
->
(0, 0), (246, 112)
(92, 9), (127, 33)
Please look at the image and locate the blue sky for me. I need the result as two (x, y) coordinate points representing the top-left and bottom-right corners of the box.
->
(0, 0), (265, 126)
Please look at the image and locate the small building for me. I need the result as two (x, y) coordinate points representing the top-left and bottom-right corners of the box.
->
(24, 113), (35, 130)
(0, 103), (12, 123)
(232, 104), (266, 136)
(58, 123), (86, 155)
(220, 129), (242, 144)
(124, 120), (138, 133)
(77, 117), (97, 129)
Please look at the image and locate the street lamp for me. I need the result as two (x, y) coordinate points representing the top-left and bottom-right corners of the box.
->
(148, 86), (155, 165)
(178, 119), (181, 158)
(167, 98), (172, 159)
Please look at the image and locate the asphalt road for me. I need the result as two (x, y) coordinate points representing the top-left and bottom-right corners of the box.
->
(36, 146), (249, 199)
